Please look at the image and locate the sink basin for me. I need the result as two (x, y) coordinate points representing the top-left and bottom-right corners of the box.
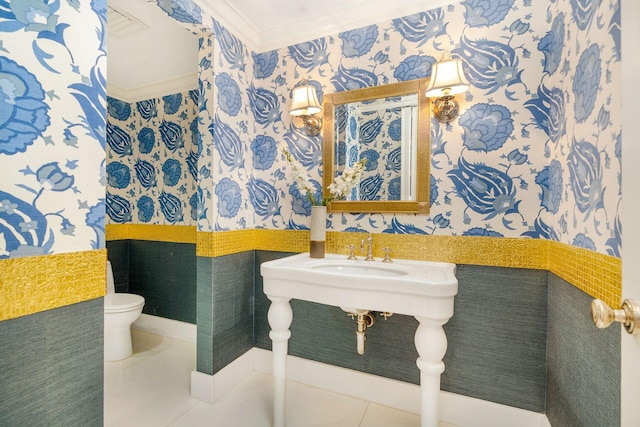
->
(310, 261), (408, 277)
(261, 253), (457, 317)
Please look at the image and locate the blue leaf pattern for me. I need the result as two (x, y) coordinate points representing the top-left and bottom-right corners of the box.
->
(448, 156), (520, 219)
(106, 191), (132, 224)
(462, 0), (515, 27)
(385, 148), (402, 172)
(525, 84), (566, 143)
(136, 99), (157, 120)
(392, 10), (447, 46)
(535, 160), (563, 214)
(570, 0), (599, 31)
(248, 177), (280, 219)
(70, 61), (107, 149)
(211, 115), (244, 169)
(155, 0), (202, 24)
(382, 218), (427, 235)
(454, 35), (522, 95)
(538, 14), (565, 75)
(247, 84), (281, 127)
(288, 38), (329, 71)
(213, 19), (245, 71)
(107, 122), (133, 157)
(330, 63), (378, 91)
(135, 159), (157, 189)
(159, 191), (183, 224)
(283, 126), (322, 171)
(359, 117), (383, 145)
(159, 120), (184, 152)
(609, 4), (621, 61)
(359, 174), (383, 200)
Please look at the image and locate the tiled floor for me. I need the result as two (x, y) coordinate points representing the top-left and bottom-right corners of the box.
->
(104, 330), (453, 427)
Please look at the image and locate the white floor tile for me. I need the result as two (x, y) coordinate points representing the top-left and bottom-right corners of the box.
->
(169, 373), (273, 427)
(105, 331), (448, 427)
(284, 380), (368, 427)
(359, 403), (421, 427)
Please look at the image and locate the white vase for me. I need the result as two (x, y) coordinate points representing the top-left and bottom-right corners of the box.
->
(310, 206), (326, 258)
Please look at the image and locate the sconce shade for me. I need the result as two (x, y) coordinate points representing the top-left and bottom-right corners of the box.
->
(425, 57), (470, 98)
(290, 84), (322, 116)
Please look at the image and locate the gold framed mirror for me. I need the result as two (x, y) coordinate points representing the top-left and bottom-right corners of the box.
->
(322, 78), (431, 213)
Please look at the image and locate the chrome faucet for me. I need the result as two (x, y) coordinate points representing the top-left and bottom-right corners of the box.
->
(361, 233), (374, 261)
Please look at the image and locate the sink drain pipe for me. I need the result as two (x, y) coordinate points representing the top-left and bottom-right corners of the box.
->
(356, 312), (375, 355)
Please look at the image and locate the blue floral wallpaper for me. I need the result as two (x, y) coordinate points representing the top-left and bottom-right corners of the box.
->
(1, 0), (107, 259)
(335, 100), (409, 201)
(105, 91), (199, 225)
(152, 0), (621, 256)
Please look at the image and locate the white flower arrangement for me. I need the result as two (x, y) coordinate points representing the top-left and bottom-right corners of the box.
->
(283, 148), (366, 206)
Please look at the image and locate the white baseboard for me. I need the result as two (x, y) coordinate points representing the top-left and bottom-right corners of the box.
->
(191, 349), (255, 404)
(132, 314), (196, 343)
(247, 348), (549, 427)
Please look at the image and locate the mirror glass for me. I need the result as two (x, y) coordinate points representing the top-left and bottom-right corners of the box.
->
(322, 79), (430, 213)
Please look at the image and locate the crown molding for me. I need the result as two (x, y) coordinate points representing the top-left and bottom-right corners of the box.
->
(107, 73), (198, 103)
(199, 0), (458, 53)
(197, 1), (262, 52)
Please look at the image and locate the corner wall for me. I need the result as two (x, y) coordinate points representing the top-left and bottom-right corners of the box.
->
(0, 1), (107, 423)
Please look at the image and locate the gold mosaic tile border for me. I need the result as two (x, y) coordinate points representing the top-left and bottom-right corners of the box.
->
(196, 229), (256, 257)
(197, 229), (621, 306)
(326, 232), (549, 269)
(106, 224), (196, 243)
(106, 225), (622, 307)
(548, 240), (621, 307)
(0, 249), (107, 321)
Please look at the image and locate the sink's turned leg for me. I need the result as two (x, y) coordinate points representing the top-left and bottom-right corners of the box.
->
(267, 296), (293, 427)
(414, 316), (448, 427)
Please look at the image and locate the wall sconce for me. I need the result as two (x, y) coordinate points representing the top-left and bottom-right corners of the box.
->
(289, 80), (322, 136)
(425, 52), (470, 123)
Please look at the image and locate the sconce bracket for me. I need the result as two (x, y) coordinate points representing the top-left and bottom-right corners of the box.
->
(433, 96), (460, 123)
(293, 115), (322, 136)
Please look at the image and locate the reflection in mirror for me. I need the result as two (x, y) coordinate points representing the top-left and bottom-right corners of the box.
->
(334, 94), (418, 201)
(323, 79), (430, 213)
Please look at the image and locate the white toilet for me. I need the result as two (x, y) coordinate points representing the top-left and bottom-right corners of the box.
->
(104, 261), (145, 361)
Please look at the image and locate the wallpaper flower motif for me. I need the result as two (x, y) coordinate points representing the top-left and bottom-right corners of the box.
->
(105, 90), (198, 225)
(1, 1), (106, 259)
(0, 56), (50, 155)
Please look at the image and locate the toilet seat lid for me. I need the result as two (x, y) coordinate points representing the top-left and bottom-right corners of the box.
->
(104, 293), (145, 311)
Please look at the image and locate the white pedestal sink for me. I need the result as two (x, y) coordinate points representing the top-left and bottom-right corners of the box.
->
(260, 253), (458, 427)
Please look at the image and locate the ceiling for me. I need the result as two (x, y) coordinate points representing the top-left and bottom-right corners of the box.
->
(107, 0), (454, 100)
(198, 0), (455, 53)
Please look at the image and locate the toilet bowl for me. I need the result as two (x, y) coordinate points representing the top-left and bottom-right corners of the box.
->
(104, 261), (145, 361)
